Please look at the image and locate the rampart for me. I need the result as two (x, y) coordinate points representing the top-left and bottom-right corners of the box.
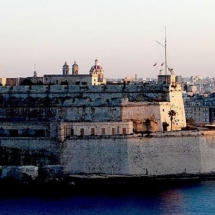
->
(0, 84), (185, 131)
(61, 130), (215, 177)
(0, 130), (215, 180)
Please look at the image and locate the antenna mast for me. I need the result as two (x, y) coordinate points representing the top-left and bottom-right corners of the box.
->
(165, 27), (167, 76)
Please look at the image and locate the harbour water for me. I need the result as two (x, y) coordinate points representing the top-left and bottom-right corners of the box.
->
(0, 180), (215, 215)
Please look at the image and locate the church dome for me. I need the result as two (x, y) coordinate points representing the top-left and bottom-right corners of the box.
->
(89, 59), (104, 74)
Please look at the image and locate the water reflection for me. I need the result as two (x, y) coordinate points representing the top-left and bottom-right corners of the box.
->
(0, 181), (214, 215)
(160, 188), (185, 215)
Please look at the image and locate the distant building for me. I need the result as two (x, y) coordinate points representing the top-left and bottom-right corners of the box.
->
(62, 62), (69, 75)
(176, 76), (183, 84)
(89, 59), (106, 83)
(0, 77), (6, 86)
(6, 78), (19, 86)
(19, 71), (43, 85)
(19, 59), (106, 86)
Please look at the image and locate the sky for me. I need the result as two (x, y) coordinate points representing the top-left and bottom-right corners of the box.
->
(0, 0), (215, 79)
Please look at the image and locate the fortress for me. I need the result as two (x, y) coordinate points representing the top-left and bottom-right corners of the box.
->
(1, 59), (215, 183)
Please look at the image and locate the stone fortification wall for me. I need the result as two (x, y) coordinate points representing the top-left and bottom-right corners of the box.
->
(61, 131), (215, 176)
(0, 138), (59, 166)
(0, 84), (171, 123)
(0, 130), (215, 178)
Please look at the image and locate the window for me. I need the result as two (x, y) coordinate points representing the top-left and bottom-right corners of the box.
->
(71, 129), (74, 136)
(122, 128), (126, 135)
(9, 129), (18, 137)
(35, 129), (45, 137)
(101, 128), (105, 135)
(91, 128), (95, 135)
(80, 128), (84, 136)
(112, 128), (116, 135)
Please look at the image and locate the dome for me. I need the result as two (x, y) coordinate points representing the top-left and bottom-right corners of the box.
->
(89, 59), (104, 74)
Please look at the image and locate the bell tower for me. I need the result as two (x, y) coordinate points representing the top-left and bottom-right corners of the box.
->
(62, 62), (69, 75)
(72, 61), (79, 75)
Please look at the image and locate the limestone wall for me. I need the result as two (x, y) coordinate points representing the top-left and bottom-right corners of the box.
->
(0, 138), (59, 166)
(0, 83), (186, 132)
(0, 84), (171, 124)
(0, 130), (215, 177)
(60, 131), (215, 176)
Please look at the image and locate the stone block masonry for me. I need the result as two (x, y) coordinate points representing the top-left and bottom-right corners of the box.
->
(60, 131), (215, 176)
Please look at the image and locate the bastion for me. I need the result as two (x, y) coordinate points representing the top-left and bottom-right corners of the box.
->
(0, 74), (214, 183)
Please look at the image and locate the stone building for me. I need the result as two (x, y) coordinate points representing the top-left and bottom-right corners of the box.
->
(0, 74), (186, 143)
(0, 77), (6, 86)
(89, 59), (106, 83)
(184, 93), (215, 124)
(0, 71), (193, 178)
(5, 78), (19, 86)
(19, 71), (43, 85)
(62, 62), (69, 75)
(43, 59), (106, 85)
(72, 61), (79, 75)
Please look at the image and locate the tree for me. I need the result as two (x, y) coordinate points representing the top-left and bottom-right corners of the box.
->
(168, 110), (176, 131)
(186, 117), (195, 126)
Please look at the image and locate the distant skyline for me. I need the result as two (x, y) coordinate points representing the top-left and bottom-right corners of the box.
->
(0, 0), (215, 79)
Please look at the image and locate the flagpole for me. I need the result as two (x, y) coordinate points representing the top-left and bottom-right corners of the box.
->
(165, 27), (167, 76)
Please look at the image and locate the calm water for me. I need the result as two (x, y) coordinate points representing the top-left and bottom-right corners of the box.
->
(0, 180), (215, 215)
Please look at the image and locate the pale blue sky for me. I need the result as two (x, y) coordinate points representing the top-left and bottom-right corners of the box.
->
(0, 0), (215, 79)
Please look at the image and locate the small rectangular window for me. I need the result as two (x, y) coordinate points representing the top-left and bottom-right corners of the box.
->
(9, 129), (18, 137)
(35, 129), (45, 137)
(112, 128), (116, 135)
(122, 128), (126, 135)
(80, 128), (84, 136)
(91, 128), (95, 135)
(71, 129), (74, 136)
(101, 128), (105, 135)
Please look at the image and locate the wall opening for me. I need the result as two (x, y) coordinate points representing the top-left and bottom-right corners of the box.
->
(80, 128), (84, 136)
(101, 128), (105, 135)
(91, 128), (95, 135)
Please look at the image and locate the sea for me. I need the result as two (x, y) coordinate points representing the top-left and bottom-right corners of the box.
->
(0, 180), (215, 215)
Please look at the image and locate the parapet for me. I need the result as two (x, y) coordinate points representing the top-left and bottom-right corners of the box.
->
(0, 83), (176, 94)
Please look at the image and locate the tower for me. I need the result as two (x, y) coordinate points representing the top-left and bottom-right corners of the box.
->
(62, 62), (69, 75)
(33, 71), (37, 77)
(72, 61), (79, 75)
